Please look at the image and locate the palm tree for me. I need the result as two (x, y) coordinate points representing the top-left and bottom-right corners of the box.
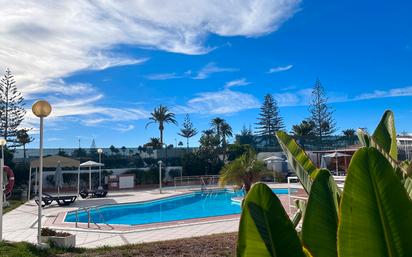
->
(342, 129), (356, 137)
(146, 105), (177, 145)
(291, 120), (315, 137)
(220, 122), (233, 161)
(211, 117), (224, 145)
(144, 137), (162, 149)
(219, 149), (270, 193)
(291, 120), (315, 150)
(178, 114), (198, 149)
(16, 128), (34, 162)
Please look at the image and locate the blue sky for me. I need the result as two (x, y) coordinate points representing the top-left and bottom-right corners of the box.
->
(1, 1), (412, 148)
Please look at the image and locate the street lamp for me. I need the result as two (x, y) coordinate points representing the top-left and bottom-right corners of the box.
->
(97, 148), (103, 190)
(158, 160), (162, 194)
(0, 138), (6, 241)
(32, 100), (52, 245)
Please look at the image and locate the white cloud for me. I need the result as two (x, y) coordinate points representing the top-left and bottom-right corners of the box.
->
(355, 86), (412, 100)
(114, 125), (135, 132)
(272, 88), (312, 106)
(177, 89), (260, 115)
(1, 0), (300, 94)
(224, 78), (252, 88)
(145, 73), (183, 80)
(0, 1), (300, 129)
(267, 64), (293, 73)
(193, 63), (237, 80)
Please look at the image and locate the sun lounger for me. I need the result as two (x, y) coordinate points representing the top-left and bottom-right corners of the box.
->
(79, 189), (108, 199)
(35, 193), (77, 207)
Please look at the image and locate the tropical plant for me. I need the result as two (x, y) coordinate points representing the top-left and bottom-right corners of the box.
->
(220, 121), (233, 161)
(211, 117), (225, 144)
(255, 94), (284, 146)
(146, 105), (177, 145)
(220, 121), (233, 147)
(144, 137), (162, 149)
(16, 128), (34, 162)
(291, 120), (315, 137)
(237, 110), (412, 257)
(236, 125), (255, 145)
(219, 149), (270, 193)
(178, 114), (198, 149)
(342, 128), (356, 137)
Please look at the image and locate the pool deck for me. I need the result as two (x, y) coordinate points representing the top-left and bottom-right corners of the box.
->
(3, 184), (298, 248)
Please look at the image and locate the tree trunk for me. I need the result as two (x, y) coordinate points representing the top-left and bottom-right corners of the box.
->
(244, 182), (252, 194)
(23, 143), (26, 163)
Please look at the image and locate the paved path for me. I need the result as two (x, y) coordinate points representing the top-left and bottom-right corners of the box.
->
(3, 184), (297, 248)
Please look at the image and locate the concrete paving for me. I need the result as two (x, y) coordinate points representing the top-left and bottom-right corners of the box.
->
(2, 184), (294, 248)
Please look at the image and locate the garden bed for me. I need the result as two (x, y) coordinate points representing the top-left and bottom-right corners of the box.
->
(0, 233), (238, 257)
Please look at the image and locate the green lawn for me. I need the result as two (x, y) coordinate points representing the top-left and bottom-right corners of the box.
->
(3, 200), (24, 214)
(0, 233), (237, 257)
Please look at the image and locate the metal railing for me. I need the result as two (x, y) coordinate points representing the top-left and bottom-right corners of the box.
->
(287, 175), (346, 214)
(74, 206), (113, 229)
(173, 175), (219, 189)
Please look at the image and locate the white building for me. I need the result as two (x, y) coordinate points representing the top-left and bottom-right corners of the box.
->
(397, 135), (412, 160)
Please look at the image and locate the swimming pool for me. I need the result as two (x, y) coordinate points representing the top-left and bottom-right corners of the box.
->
(65, 188), (289, 226)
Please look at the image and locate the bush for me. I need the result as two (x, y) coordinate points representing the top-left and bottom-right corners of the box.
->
(41, 227), (71, 237)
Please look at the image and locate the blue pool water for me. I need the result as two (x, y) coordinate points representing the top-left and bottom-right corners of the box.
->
(65, 188), (289, 226)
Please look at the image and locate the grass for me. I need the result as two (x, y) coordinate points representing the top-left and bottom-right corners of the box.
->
(3, 200), (24, 214)
(0, 233), (237, 257)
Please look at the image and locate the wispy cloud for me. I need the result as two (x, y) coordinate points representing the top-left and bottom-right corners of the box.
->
(271, 85), (412, 107)
(145, 73), (183, 80)
(1, 1), (300, 131)
(176, 89), (260, 115)
(114, 124), (135, 132)
(273, 88), (312, 106)
(224, 78), (252, 88)
(146, 63), (237, 81)
(193, 63), (237, 80)
(267, 64), (293, 73)
(355, 86), (412, 100)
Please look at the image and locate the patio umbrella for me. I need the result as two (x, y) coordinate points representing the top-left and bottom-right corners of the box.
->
(322, 152), (351, 174)
(80, 160), (104, 191)
(263, 156), (284, 163)
(54, 161), (63, 197)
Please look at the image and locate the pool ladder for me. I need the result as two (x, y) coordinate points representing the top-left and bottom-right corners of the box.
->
(75, 206), (113, 229)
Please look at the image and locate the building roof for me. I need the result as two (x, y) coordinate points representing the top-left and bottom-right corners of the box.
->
(30, 155), (80, 168)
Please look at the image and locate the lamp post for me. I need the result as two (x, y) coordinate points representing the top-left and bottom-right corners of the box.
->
(158, 160), (162, 194)
(32, 100), (52, 245)
(97, 148), (103, 190)
(0, 138), (6, 241)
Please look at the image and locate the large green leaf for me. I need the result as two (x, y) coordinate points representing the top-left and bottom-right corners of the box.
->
(338, 147), (412, 257)
(372, 110), (398, 161)
(301, 169), (339, 257)
(237, 183), (305, 257)
(276, 131), (319, 193)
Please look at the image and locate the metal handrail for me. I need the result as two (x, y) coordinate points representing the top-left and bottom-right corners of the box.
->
(75, 206), (112, 229)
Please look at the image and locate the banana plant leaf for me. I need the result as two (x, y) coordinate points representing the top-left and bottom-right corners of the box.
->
(301, 169), (339, 257)
(237, 183), (305, 257)
(276, 131), (319, 193)
(338, 147), (412, 257)
(358, 123), (412, 199)
(372, 110), (398, 161)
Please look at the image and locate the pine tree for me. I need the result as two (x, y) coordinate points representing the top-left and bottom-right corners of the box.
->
(178, 114), (198, 149)
(255, 94), (284, 145)
(0, 68), (26, 145)
(308, 79), (336, 144)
